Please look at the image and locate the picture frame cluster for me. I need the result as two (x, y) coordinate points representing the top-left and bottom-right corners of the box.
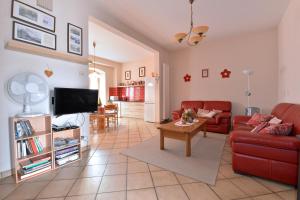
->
(11, 0), (83, 55)
(125, 66), (146, 80)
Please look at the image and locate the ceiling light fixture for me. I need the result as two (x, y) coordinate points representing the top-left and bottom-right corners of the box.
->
(174, 0), (209, 46)
(89, 41), (98, 78)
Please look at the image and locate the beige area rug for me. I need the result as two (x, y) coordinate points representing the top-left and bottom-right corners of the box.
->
(122, 132), (227, 185)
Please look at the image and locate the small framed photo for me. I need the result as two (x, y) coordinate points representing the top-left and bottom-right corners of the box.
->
(202, 68), (209, 78)
(67, 23), (83, 56)
(139, 67), (146, 77)
(125, 71), (131, 80)
(12, 0), (56, 32)
(13, 21), (56, 50)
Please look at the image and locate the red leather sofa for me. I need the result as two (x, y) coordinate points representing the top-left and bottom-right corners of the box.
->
(172, 101), (232, 134)
(230, 103), (300, 185)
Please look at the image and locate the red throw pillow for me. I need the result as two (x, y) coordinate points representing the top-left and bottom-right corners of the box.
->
(250, 122), (268, 134)
(260, 123), (293, 136)
(246, 113), (273, 126)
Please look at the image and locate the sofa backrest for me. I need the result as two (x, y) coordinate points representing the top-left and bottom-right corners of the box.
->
(203, 101), (232, 112)
(272, 103), (300, 135)
(181, 101), (204, 111)
(271, 103), (294, 117)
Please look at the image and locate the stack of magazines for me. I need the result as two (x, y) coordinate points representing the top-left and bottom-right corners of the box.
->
(19, 157), (51, 180)
(55, 146), (79, 166)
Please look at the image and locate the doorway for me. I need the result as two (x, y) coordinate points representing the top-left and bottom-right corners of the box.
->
(89, 68), (106, 106)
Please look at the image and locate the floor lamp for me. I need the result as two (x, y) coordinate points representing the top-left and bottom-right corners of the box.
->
(242, 69), (259, 116)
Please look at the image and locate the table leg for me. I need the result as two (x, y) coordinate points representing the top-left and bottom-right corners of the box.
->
(203, 124), (207, 138)
(160, 131), (164, 150)
(186, 134), (191, 157)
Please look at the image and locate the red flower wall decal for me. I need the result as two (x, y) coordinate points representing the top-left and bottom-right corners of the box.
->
(221, 69), (231, 78)
(184, 74), (191, 82)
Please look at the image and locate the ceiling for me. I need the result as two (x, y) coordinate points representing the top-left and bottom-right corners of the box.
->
(89, 21), (155, 63)
(96, 0), (290, 50)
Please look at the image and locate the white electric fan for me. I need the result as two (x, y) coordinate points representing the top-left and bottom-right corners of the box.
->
(7, 72), (49, 117)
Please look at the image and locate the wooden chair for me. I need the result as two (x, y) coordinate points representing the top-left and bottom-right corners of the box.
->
(104, 104), (118, 128)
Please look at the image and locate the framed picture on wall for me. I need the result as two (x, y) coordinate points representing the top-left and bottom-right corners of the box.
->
(12, 0), (56, 32)
(202, 68), (209, 78)
(125, 71), (131, 80)
(67, 23), (83, 56)
(139, 66), (146, 77)
(13, 21), (56, 50)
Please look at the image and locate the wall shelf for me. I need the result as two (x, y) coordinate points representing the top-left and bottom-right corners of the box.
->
(6, 40), (89, 65)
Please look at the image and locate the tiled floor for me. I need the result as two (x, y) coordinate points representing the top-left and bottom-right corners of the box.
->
(0, 118), (297, 200)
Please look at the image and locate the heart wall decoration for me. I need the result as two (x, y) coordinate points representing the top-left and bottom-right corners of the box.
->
(44, 68), (53, 78)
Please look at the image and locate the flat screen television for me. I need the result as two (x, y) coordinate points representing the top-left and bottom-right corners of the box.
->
(53, 87), (98, 115)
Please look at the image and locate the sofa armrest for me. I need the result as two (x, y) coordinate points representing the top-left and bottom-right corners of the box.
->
(233, 115), (251, 126)
(215, 112), (231, 124)
(172, 110), (183, 120)
(230, 130), (300, 150)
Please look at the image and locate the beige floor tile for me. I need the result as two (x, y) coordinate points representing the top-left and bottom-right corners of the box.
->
(0, 184), (18, 199)
(127, 172), (153, 190)
(104, 163), (127, 175)
(0, 176), (15, 184)
(127, 157), (140, 163)
(36, 198), (65, 200)
(65, 194), (96, 200)
(5, 181), (48, 200)
(38, 179), (75, 198)
(254, 177), (293, 192)
(252, 193), (282, 200)
(183, 182), (220, 200)
(156, 185), (189, 200)
(151, 171), (178, 187)
(176, 174), (198, 184)
(127, 188), (157, 200)
(88, 156), (108, 165)
(81, 165), (106, 178)
(93, 150), (112, 157)
(148, 164), (163, 172)
(107, 155), (127, 164)
(69, 177), (102, 196)
(231, 177), (271, 196)
(128, 162), (149, 173)
(277, 190), (297, 200)
(54, 167), (83, 180)
(219, 164), (241, 178)
(210, 179), (248, 200)
(98, 175), (126, 193)
(96, 191), (126, 200)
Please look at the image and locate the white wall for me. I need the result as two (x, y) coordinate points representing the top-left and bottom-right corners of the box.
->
(120, 56), (155, 83)
(170, 29), (278, 116)
(0, 0), (169, 173)
(278, 0), (300, 103)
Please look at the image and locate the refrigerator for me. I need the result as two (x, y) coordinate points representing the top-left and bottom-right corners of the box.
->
(144, 77), (156, 122)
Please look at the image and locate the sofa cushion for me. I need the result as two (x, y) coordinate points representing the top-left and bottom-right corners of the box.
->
(230, 130), (300, 151)
(246, 113), (273, 126)
(261, 123), (293, 136)
(181, 101), (204, 111)
(271, 103), (294, 118)
(280, 104), (300, 135)
(203, 101), (231, 112)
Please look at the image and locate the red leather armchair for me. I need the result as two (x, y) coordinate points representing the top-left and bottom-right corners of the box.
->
(172, 101), (232, 134)
(230, 103), (300, 185)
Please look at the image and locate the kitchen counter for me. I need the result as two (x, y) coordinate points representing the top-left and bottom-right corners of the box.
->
(113, 101), (144, 119)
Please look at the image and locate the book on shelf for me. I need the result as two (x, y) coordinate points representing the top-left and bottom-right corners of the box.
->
(15, 120), (34, 139)
(17, 137), (44, 159)
(18, 165), (51, 180)
(19, 156), (52, 179)
(56, 153), (79, 166)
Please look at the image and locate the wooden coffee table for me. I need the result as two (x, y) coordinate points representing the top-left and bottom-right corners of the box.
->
(157, 118), (207, 157)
